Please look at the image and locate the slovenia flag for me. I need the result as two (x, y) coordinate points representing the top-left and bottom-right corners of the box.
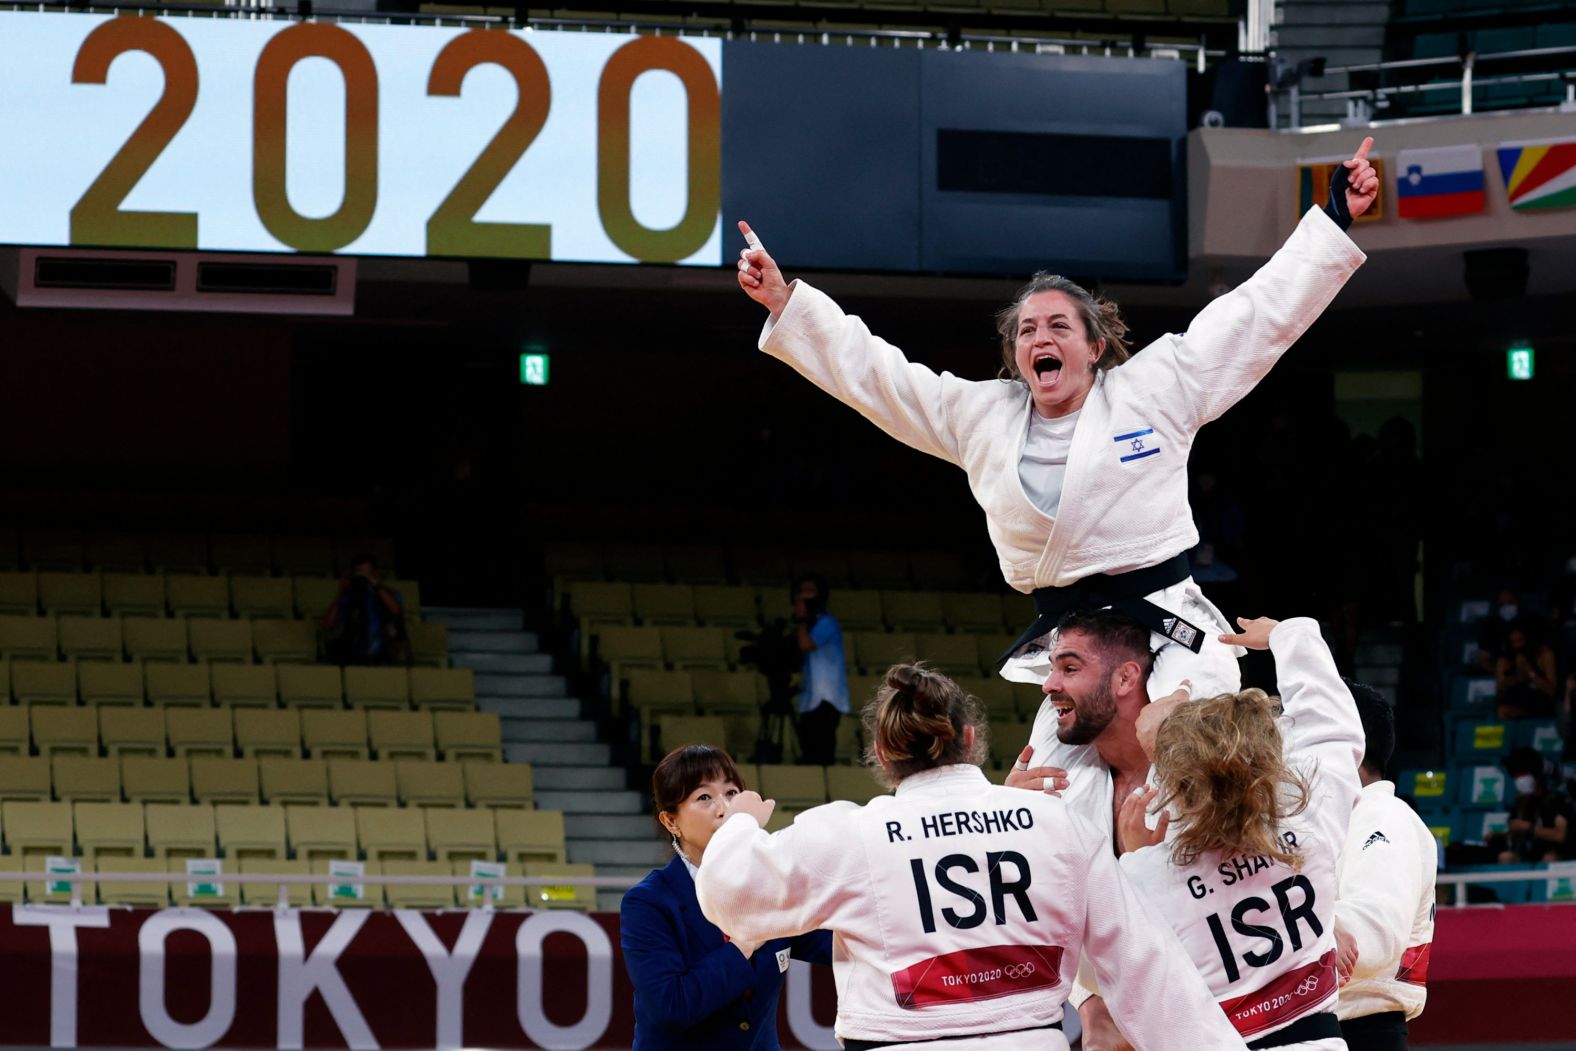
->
(1395, 145), (1485, 219)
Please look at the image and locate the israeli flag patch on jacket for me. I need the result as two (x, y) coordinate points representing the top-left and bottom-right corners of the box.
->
(1113, 427), (1160, 463)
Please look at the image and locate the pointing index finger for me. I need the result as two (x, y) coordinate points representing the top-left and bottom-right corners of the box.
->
(1352, 136), (1373, 163)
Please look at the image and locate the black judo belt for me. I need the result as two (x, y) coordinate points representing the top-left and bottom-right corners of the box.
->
(996, 552), (1203, 670)
(841, 1021), (1061, 1050)
(1248, 1011), (1344, 1049)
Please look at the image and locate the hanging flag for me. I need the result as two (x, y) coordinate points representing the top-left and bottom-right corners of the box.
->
(1395, 145), (1485, 219)
(1497, 138), (1576, 211)
(1297, 157), (1385, 223)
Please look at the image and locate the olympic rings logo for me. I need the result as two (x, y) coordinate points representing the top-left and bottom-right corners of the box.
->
(1295, 976), (1320, 997)
(1003, 963), (1036, 980)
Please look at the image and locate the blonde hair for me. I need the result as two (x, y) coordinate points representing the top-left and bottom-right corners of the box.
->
(1152, 689), (1311, 869)
(862, 662), (988, 788)
(995, 273), (1132, 382)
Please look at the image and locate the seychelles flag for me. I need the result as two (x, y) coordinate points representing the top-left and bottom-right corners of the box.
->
(1497, 139), (1576, 211)
(1395, 145), (1485, 219)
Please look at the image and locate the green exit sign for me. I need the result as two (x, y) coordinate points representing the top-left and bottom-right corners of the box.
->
(520, 353), (550, 386)
(1507, 344), (1534, 381)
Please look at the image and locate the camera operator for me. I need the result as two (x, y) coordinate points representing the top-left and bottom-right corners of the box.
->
(323, 553), (408, 665)
(792, 574), (848, 765)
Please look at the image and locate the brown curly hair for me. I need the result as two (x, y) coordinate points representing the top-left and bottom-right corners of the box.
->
(994, 273), (1132, 382)
(863, 662), (988, 788)
(1151, 689), (1312, 869)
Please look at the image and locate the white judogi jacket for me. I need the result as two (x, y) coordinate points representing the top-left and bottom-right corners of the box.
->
(696, 764), (1250, 1051)
(1118, 619), (1364, 1050)
(1335, 781), (1437, 1023)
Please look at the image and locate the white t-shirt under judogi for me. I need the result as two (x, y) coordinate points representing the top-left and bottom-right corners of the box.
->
(1118, 619), (1364, 1051)
(696, 764), (1250, 1051)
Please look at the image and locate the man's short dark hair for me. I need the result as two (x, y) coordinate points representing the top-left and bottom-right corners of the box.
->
(794, 574), (830, 615)
(1343, 677), (1394, 778)
(1054, 608), (1154, 674)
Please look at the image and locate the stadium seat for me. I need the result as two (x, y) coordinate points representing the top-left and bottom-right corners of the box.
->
(231, 575), (294, 619)
(792, 550), (851, 589)
(409, 667), (476, 711)
(188, 617), (253, 663)
(0, 571), (38, 615)
(286, 805), (357, 861)
(916, 633), (983, 677)
(311, 858), (384, 908)
(79, 660), (144, 707)
(4, 801), (73, 857)
(75, 801), (145, 859)
(383, 859), (457, 909)
(692, 585), (759, 629)
(215, 804), (286, 859)
(167, 708), (233, 759)
(910, 552), (973, 592)
(730, 547), (791, 587)
(344, 666), (409, 710)
(122, 757), (191, 804)
(1398, 769), (1450, 805)
(1453, 720), (1509, 761)
(146, 802), (216, 858)
(852, 632), (916, 674)
(165, 574), (230, 619)
(101, 708), (166, 758)
(328, 759), (398, 807)
(369, 710), (436, 761)
(827, 765), (887, 805)
(395, 759), (465, 807)
(849, 550), (912, 590)
(102, 573), (167, 618)
(123, 616), (188, 664)
(253, 620), (319, 664)
(278, 664), (343, 709)
(1519, 720), (1564, 759)
(240, 857), (312, 907)
(168, 856), (242, 909)
(453, 859), (525, 909)
(720, 709), (764, 760)
(32, 707), (97, 758)
(52, 757), (121, 803)
(662, 626), (730, 670)
(1001, 593), (1035, 633)
(433, 711), (502, 762)
(386, 577), (421, 617)
(273, 537), (335, 578)
(943, 593), (1006, 634)
(0, 757), (53, 802)
(235, 708), (301, 759)
(190, 757), (260, 805)
(0, 705), (24, 756)
(1460, 809), (1510, 845)
(664, 545), (730, 584)
(633, 584), (697, 626)
(293, 576), (340, 620)
(25, 855), (81, 904)
(758, 765), (828, 812)
(356, 806), (427, 861)
(882, 591), (948, 633)
(654, 714), (728, 760)
(75, 533), (143, 573)
(13, 661), (78, 707)
(303, 709), (369, 760)
(569, 582), (635, 645)
(210, 536), (273, 576)
(626, 668), (695, 716)
(692, 669), (762, 716)
(94, 857), (169, 908)
(497, 808), (567, 864)
(0, 614), (58, 661)
(259, 757), (329, 806)
(826, 590), (885, 632)
(146, 662), (210, 709)
(145, 534), (208, 575)
(426, 806), (497, 862)
(596, 625), (665, 685)
(212, 663), (278, 709)
(38, 572), (102, 616)
(522, 861), (596, 912)
(59, 615), (122, 662)
(1459, 765), (1508, 808)
(463, 760), (534, 809)
(407, 622), (449, 668)
(603, 544), (666, 583)
(974, 634), (1019, 673)
(835, 717), (862, 764)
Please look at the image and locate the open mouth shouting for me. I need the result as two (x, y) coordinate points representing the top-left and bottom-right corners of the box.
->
(1031, 352), (1064, 389)
(1049, 692), (1076, 730)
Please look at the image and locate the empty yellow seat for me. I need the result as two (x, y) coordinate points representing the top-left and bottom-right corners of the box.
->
(915, 633), (982, 677)
(852, 632), (917, 674)
(956, 675), (1017, 723)
(274, 538), (334, 578)
(259, 757), (328, 806)
(4, 800), (73, 857)
(38, 572), (101, 616)
(758, 765), (829, 811)
(0, 757), (52, 802)
(53, 756), (121, 802)
(496, 808), (566, 864)
(661, 626), (729, 670)
(122, 757), (190, 804)
(850, 549), (912, 590)
(14, 661), (77, 707)
(827, 590), (886, 632)
(433, 711), (502, 762)
(215, 803), (286, 859)
(692, 585), (759, 629)
(211, 663), (277, 709)
(103, 573), (166, 618)
(409, 667), (476, 711)
(327, 759), (397, 807)
(453, 859), (525, 909)
(522, 861), (597, 912)
(191, 757), (259, 805)
(210, 536), (273, 576)
(146, 802), (215, 858)
(569, 581), (634, 637)
(595, 625), (664, 685)
(385, 577), (421, 618)
(94, 857), (169, 907)
(235, 708), (301, 759)
(59, 615), (122, 662)
(32, 706), (97, 757)
(344, 666), (409, 710)
(240, 857), (311, 907)
(463, 760), (534, 809)
(626, 668), (695, 715)
(79, 659), (143, 707)
(691, 670), (762, 713)
(426, 806), (496, 862)
(826, 765), (888, 805)
(368, 710), (435, 761)
(302, 709), (368, 759)
(169, 857), (242, 908)
(881, 590), (948, 632)
(278, 664), (342, 709)
(633, 583), (696, 626)
(407, 622), (449, 668)
(146, 533), (208, 575)
(231, 575), (293, 619)
(0, 571), (39, 615)
(293, 576), (340, 620)
(253, 619), (319, 664)
(101, 708), (164, 758)
(123, 616), (188, 664)
(383, 859), (457, 908)
(395, 759), (465, 807)
(312, 858), (384, 908)
(286, 805), (356, 861)
(664, 545), (729, 583)
(188, 617), (252, 663)
(165, 574), (229, 619)
(0, 705), (25, 756)
(166, 708), (232, 758)
(25, 854), (83, 904)
(356, 806), (427, 861)
(146, 662), (210, 708)
(0, 614), (57, 661)
(943, 593), (1007, 634)
(75, 801), (145, 859)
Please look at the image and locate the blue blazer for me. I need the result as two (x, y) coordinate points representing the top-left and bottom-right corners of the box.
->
(621, 855), (833, 1051)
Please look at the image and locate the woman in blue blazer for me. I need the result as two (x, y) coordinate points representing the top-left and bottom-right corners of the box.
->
(622, 744), (832, 1050)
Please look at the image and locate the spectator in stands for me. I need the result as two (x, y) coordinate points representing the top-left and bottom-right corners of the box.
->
(1497, 748), (1573, 864)
(1475, 587), (1522, 674)
(791, 574), (848, 765)
(1493, 620), (1558, 719)
(322, 553), (407, 665)
(621, 745), (831, 1050)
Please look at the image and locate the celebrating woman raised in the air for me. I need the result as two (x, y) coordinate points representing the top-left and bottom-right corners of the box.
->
(735, 138), (1379, 707)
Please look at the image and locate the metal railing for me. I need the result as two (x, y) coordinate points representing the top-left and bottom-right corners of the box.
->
(1436, 868), (1573, 908)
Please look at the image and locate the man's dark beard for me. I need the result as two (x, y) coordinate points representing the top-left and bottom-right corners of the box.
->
(1053, 676), (1118, 746)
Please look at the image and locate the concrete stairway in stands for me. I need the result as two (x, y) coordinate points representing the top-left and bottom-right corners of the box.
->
(426, 607), (662, 912)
